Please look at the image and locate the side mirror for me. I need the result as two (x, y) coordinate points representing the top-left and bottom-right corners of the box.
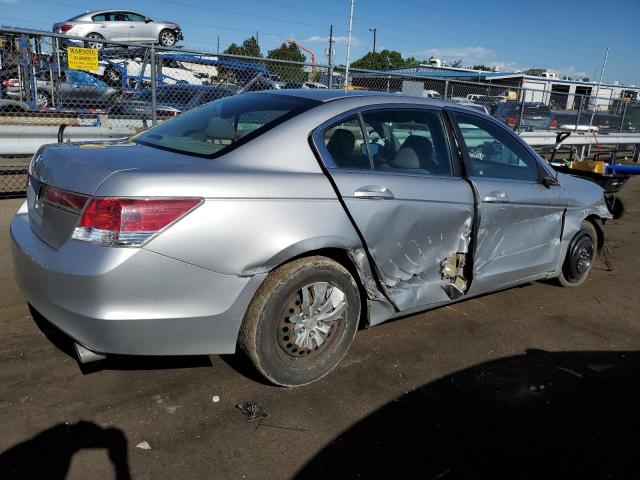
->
(542, 175), (559, 188)
(145, 17), (152, 23)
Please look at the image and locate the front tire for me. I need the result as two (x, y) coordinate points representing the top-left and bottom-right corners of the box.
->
(558, 221), (597, 287)
(238, 256), (361, 387)
(159, 29), (177, 47)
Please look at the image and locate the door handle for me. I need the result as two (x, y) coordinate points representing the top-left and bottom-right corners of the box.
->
(484, 191), (510, 203)
(353, 185), (394, 200)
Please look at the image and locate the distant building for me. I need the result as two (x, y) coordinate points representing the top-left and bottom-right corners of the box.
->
(353, 64), (639, 111)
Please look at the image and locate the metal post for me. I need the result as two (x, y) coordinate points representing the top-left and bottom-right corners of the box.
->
(575, 95), (583, 132)
(444, 79), (449, 100)
(518, 86), (526, 127)
(619, 101), (628, 133)
(589, 47), (609, 132)
(369, 27), (377, 69)
(217, 36), (220, 54)
(150, 45), (157, 126)
(344, 0), (355, 89)
(328, 24), (334, 89)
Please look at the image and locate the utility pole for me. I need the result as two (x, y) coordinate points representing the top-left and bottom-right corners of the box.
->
(328, 24), (334, 88)
(256, 31), (259, 44)
(369, 27), (377, 55)
(369, 27), (377, 69)
(344, 0), (355, 88)
(217, 35), (220, 53)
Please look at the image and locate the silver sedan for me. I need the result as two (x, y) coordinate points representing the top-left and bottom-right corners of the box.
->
(11, 90), (612, 386)
(53, 10), (183, 48)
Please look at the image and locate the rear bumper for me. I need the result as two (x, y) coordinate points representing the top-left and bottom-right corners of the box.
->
(10, 208), (264, 356)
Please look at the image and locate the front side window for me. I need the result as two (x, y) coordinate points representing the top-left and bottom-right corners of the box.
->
(135, 93), (319, 157)
(114, 12), (131, 21)
(322, 116), (370, 170)
(454, 113), (540, 182)
(361, 109), (453, 176)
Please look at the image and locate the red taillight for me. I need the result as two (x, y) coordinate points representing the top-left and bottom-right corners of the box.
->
(58, 24), (74, 32)
(550, 118), (558, 129)
(43, 185), (88, 211)
(506, 117), (517, 127)
(2, 79), (19, 87)
(73, 198), (202, 246)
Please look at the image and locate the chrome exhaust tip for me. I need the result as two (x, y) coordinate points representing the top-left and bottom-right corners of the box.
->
(74, 342), (107, 364)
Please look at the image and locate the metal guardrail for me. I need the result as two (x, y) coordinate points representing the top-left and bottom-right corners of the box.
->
(0, 125), (135, 155)
(1, 125), (639, 157)
(520, 131), (640, 146)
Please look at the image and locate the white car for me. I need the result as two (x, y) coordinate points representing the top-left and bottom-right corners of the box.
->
(53, 10), (183, 48)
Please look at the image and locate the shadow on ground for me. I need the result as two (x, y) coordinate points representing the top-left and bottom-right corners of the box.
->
(296, 349), (640, 479)
(0, 421), (130, 479)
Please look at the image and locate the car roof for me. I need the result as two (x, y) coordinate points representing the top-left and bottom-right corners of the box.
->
(261, 88), (451, 107)
(76, 9), (145, 17)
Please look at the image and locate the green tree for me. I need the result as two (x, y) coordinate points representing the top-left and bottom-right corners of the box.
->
(450, 59), (463, 68)
(350, 50), (418, 71)
(472, 64), (494, 72)
(224, 36), (262, 58)
(266, 42), (306, 81)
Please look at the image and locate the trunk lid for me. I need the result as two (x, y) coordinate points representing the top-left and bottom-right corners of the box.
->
(28, 140), (199, 249)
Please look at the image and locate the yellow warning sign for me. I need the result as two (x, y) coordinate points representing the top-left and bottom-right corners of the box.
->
(507, 90), (518, 100)
(67, 46), (98, 71)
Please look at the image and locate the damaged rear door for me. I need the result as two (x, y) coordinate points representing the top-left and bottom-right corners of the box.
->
(450, 110), (564, 292)
(313, 106), (475, 312)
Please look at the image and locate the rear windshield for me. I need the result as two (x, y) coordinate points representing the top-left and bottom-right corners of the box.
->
(134, 93), (318, 156)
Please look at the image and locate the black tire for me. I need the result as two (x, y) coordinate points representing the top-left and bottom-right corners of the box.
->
(238, 256), (361, 387)
(159, 29), (177, 47)
(605, 194), (625, 220)
(558, 221), (597, 287)
(84, 33), (104, 50)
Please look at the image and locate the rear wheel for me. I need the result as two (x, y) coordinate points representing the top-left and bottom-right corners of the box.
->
(159, 29), (177, 47)
(35, 91), (51, 108)
(84, 33), (104, 50)
(239, 256), (361, 387)
(558, 221), (597, 287)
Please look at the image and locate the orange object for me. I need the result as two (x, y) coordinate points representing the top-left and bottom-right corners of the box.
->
(569, 160), (605, 174)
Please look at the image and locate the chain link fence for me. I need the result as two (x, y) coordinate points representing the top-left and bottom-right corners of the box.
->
(2, 27), (639, 195)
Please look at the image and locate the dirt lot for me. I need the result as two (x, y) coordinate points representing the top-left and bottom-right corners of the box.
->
(1, 180), (639, 479)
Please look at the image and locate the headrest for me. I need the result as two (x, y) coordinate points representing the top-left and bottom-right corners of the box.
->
(401, 135), (433, 160)
(327, 129), (355, 157)
(390, 147), (420, 169)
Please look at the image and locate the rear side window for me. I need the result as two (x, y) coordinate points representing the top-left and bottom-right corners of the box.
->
(134, 93), (319, 157)
(322, 116), (370, 170)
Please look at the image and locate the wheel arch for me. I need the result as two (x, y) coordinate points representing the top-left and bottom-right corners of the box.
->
(584, 214), (605, 252)
(265, 245), (394, 329)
